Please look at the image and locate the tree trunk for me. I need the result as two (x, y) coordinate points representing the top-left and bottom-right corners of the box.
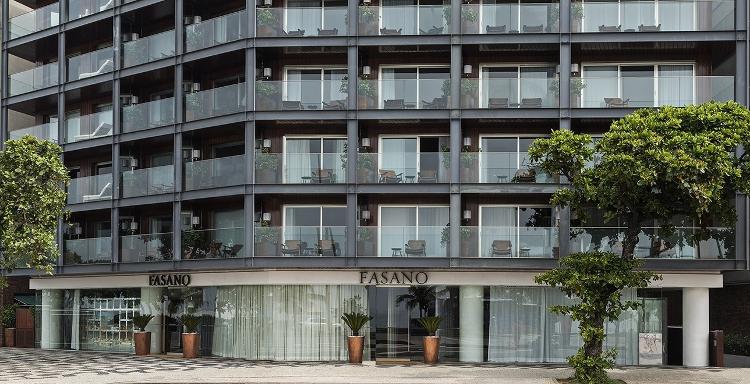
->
(621, 213), (640, 259)
(584, 316), (605, 357)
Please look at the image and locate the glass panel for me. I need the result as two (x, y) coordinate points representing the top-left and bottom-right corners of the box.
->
(621, 66), (655, 107)
(67, 46), (114, 81)
(122, 30), (176, 67)
(381, 138), (418, 180)
(64, 237), (112, 264)
(122, 97), (175, 132)
(580, 66), (618, 107)
(658, 65), (694, 106)
(184, 155), (246, 190)
(480, 137), (517, 183)
(65, 108), (113, 143)
(185, 9), (247, 52)
(68, 0), (114, 20)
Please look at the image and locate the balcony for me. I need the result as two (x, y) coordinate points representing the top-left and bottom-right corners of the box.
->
(461, 2), (560, 34)
(255, 80), (348, 111)
(357, 226), (447, 257)
(8, 121), (59, 142)
(184, 155), (246, 190)
(356, 152), (450, 183)
(67, 174), (113, 204)
(185, 9), (248, 52)
(573, 0), (734, 33)
(64, 237), (112, 265)
(459, 226), (559, 258)
(9, 3), (60, 39)
(576, 75), (735, 108)
(254, 226), (347, 256)
(358, 4), (450, 36)
(185, 83), (246, 121)
(68, 0), (114, 21)
(9, 63), (59, 96)
(254, 152), (347, 184)
(67, 46), (114, 81)
(460, 78), (559, 109)
(121, 97), (175, 132)
(65, 109), (113, 143)
(256, 6), (347, 37)
(358, 79), (449, 109)
(120, 165), (175, 198)
(122, 30), (176, 68)
(121, 232), (173, 262)
(182, 227), (245, 259)
(459, 153), (559, 183)
(570, 226), (734, 259)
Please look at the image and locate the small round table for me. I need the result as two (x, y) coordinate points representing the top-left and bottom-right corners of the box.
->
(520, 247), (532, 257)
(391, 248), (403, 257)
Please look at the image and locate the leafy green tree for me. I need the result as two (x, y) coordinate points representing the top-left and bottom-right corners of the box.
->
(396, 286), (435, 318)
(0, 136), (69, 288)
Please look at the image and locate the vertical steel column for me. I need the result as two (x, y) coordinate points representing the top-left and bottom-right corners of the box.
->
(347, 120), (358, 258)
(450, 119), (461, 258)
(245, 121), (255, 258)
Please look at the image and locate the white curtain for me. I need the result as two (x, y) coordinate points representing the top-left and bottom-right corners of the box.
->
(658, 65), (693, 106)
(285, 139), (317, 183)
(212, 285), (368, 361)
(582, 66), (618, 107)
(480, 207), (517, 257)
(381, 138), (417, 177)
(286, 0), (322, 33)
(382, 0), (417, 34)
(380, 207), (417, 256)
(658, 0), (695, 31)
(582, 1), (618, 32)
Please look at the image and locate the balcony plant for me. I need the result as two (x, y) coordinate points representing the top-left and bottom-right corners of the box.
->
(357, 79), (377, 109)
(460, 2), (479, 34)
(255, 148), (280, 183)
(460, 78), (479, 108)
(571, 2), (584, 33)
(460, 150), (478, 183)
(132, 313), (154, 356)
(179, 313), (201, 358)
(185, 22), (206, 52)
(341, 312), (372, 364)
(549, 77), (586, 108)
(417, 316), (442, 364)
(359, 5), (377, 35)
(0, 304), (18, 347)
(357, 147), (376, 183)
(255, 81), (281, 110)
(357, 226), (375, 256)
(256, 8), (278, 37)
(254, 224), (279, 256)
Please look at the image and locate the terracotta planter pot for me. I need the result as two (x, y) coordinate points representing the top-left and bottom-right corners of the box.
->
(4, 328), (15, 348)
(347, 335), (364, 364)
(134, 331), (151, 356)
(182, 333), (200, 358)
(423, 336), (439, 364)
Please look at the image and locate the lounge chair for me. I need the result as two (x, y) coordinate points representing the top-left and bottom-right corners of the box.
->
(318, 239), (337, 256)
(422, 97), (447, 109)
(383, 99), (406, 109)
(281, 240), (306, 256)
(282, 100), (303, 110)
(378, 169), (403, 183)
(486, 25), (507, 34)
(418, 170), (437, 183)
(523, 24), (544, 33)
(520, 98), (543, 108)
(404, 240), (426, 256)
(317, 28), (338, 36)
(419, 26), (444, 35)
(322, 100), (346, 110)
(82, 182), (112, 202)
(73, 121), (112, 142)
(512, 168), (536, 183)
(638, 24), (661, 32)
(490, 240), (512, 257)
(77, 59), (113, 79)
(284, 29), (305, 36)
(604, 97), (630, 108)
(380, 27), (402, 35)
(488, 97), (509, 109)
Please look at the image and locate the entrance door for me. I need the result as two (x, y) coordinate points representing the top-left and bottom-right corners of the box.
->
(368, 286), (436, 361)
(161, 287), (216, 355)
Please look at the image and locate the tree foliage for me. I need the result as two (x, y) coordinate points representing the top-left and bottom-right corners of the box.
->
(529, 101), (750, 258)
(0, 136), (69, 287)
(535, 252), (660, 383)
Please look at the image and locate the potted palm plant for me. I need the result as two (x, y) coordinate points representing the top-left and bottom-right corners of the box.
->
(132, 313), (154, 355)
(180, 313), (201, 358)
(418, 316), (442, 364)
(0, 304), (18, 347)
(341, 312), (372, 364)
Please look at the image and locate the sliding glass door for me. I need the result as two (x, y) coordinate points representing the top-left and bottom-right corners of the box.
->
(283, 205), (346, 256)
(284, 137), (346, 183)
(479, 137), (557, 183)
(380, 136), (450, 183)
(581, 0), (695, 32)
(380, 66), (449, 109)
(379, 205), (449, 256)
(581, 64), (694, 107)
(285, 0), (347, 34)
(479, 66), (555, 107)
(284, 68), (347, 109)
(479, 206), (555, 257)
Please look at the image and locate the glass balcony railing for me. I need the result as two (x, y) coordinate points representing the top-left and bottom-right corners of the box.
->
(182, 227), (245, 259)
(185, 83), (246, 121)
(184, 155), (246, 190)
(254, 152), (347, 184)
(67, 46), (114, 81)
(357, 226), (447, 257)
(185, 9), (248, 52)
(358, 79), (450, 109)
(64, 237), (112, 265)
(461, 3), (560, 34)
(65, 109), (113, 143)
(459, 226), (559, 258)
(460, 78), (559, 108)
(356, 152), (451, 183)
(9, 63), (59, 96)
(9, 3), (60, 39)
(573, 0), (734, 33)
(68, 0), (114, 21)
(576, 76), (734, 108)
(254, 226), (347, 256)
(122, 30), (176, 67)
(255, 80), (348, 111)
(120, 165), (175, 198)
(458, 152), (559, 183)
(569, 226), (734, 259)
(67, 174), (113, 204)
(121, 232), (173, 262)
(359, 5), (450, 35)
(121, 97), (175, 132)
(8, 121), (59, 143)
(256, 7), (347, 37)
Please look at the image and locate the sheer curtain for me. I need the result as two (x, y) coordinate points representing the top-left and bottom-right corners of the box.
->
(285, 139), (317, 183)
(418, 206), (450, 257)
(381, 138), (417, 177)
(212, 285), (368, 361)
(582, 66), (618, 107)
(382, 0), (417, 34)
(380, 207), (417, 256)
(480, 207), (517, 257)
(286, 0), (322, 33)
(658, 65), (693, 106)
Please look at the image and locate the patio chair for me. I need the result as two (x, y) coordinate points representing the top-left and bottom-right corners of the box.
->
(512, 168), (536, 183)
(419, 26), (444, 35)
(488, 97), (510, 109)
(604, 97), (630, 108)
(82, 182), (113, 202)
(318, 240), (338, 256)
(422, 97), (447, 109)
(282, 100), (303, 110)
(284, 29), (305, 36)
(523, 24), (544, 33)
(638, 24), (661, 32)
(207, 241), (223, 258)
(322, 100), (346, 110)
(223, 244), (244, 258)
(418, 170), (438, 183)
(520, 98), (543, 108)
(378, 169), (403, 183)
(74, 121), (113, 142)
(598, 25), (622, 32)
(317, 28), (339, 36)
(404, 240), (426, 256)
(78, 59), (114, 79)
(384, 99), (406, 109)
(312, 169), (335, 184)
(281, 240), (306, 256)
(490, 240), (512, 257)
(380, 27), (402, 35)
(486, 25), (507, 34)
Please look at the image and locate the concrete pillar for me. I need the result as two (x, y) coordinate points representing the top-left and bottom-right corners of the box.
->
(140, 287), (164, 354)
(683, 287), (709, 367)
(41, 289), (63, 349)
(459, 286), (484, 362)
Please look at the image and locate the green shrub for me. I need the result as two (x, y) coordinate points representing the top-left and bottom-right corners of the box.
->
(180, 314), (201, 333)
(132, 313), (154, 332)
(725, 334), (750, 356)
(341, 312), (371, 337)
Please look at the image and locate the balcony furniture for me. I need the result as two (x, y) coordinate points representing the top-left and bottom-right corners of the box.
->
(74, 122), (112, 141)
(380, 27), (402, 35)
(82, 182), (113, 202)
(418, 170), (437, 183)
(523, 24), (544, 33)
(422, 96), (447, 109)
(520, 247), (531, 257)
(604, 97), (630, 108)
(486, 25), (507, 33)
(284, 29), (305, 36)
(598, 25), (622, 32)
(317, 28), (338, 36)
(520, 98), (543, 108)
(378, 169), (403, 183)
(488, 97), (510, 108)
(208, 241), (223, 258)
(312, 169), (335, 184)
(222, 244), (244, 258)
(183, 246), (196, 259)
(638, 24), (661, 32)
(419, 26), (444, 35)
(404, 175), (415, 183)
(78, 59), (114, 79)
(404, 240), (426, 256)
(301, 176), (312, 183)
(495, 175), (509, 183)
(391, 247), (403, 256)
(323, 100), (346, 110)
(512, 168), (536, 183)
(281, 240), (306, 256)
(384, 99), (406, 109)
(491, 240), (512, 257)
(318, 240), (337, 256)
(282, 100), (303, 110)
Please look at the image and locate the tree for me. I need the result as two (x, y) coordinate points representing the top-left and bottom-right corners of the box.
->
(535, 251), (660, 384)
(396, 286), (435, 318)
(0, 136), (69, 288)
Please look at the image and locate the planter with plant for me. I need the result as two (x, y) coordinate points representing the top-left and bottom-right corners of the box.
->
(460, 150), (478, 183)
(255, 148), (280, 183)
(549, 77), (586, 108)
(358, 5), (377, 35)
(132, 313), (154, 356)
(357, 148), (376, 183)
(256, 8), (279, 37)
(418, 316), (441, 364)
(1, 304), (18, 348)
(254, 225), (280, 256)
(571, 2), (584, 33)
(341, 312), (372, 364)
(460, 78), (479, 108)
(255, 81), (281, 111)
(357, 226), (376, 256)
(180, 313), (201, 358)
(461, 2), (479, 34)
(357, 80), (377, 109)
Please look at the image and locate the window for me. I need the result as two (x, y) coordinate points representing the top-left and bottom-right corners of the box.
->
(380, 66), (449, 108)
(581, 63), (695, 107)
(581, 0), (695, 32)
(283, 68), (347, 109)
(479, 65), (556, 107)
(479, 206), (555, 257)
(479, 136), (557, 183)
(285, 0), (347, 34)
(379, 136), (450, 183)
(284, 137), (346, 183)
(283, 205), (346, 255)
(378, 205), (449, 256)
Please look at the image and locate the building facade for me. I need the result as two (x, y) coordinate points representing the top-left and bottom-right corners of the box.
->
(1, 0), (748, 366)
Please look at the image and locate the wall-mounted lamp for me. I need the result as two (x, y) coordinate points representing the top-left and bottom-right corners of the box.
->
(262, 67), (272, 80)
(191, 149), (201, 160)
(361, 65), (371, 78)
(362, 0), (371, 4)
(462, 136), (472, 148)
(262, 139), (272, 149)
(571, 64), (580, 75)
(462, 210), (472, 221)
(463, 64), (472, 76)
(360, 210), (371, 224)
(262, 0), (272, 7)
(191, 216), (201, 227)
(360, 137), (371, 148)
(262, 212), (272, 223)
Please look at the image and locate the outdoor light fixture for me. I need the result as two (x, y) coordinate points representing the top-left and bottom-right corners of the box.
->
(191, 216), (201, 226)
(361, 137), (371, 148)
(130, 222), (138, 231)
(262, 212), (272, 223)
(262, 0), (272, 7)
(555, 65), (560, 74)
(361, 210), (371, 221)
(463, 65), (472, 75)
(463, 137), (472, 147)
(262, 139), (272, 148)
(362, 65), (371, 77)
(263, 67), (272, 79)
(571, 64), (580, 75)
(192, 149), (201, 160)
(463, 210), (471, 220)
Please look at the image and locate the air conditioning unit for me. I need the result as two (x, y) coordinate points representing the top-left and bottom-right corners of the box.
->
(120, 95), (139, 106)
(184, 16), (202, 25)
(122, 32), (139, 42)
